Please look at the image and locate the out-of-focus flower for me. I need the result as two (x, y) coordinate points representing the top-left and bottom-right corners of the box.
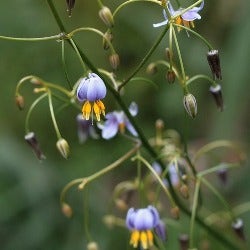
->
(76, 114), (99, 143)
(126, 206), (162, 249)
(153, 1), (204, 29)
(77, 73), (106, 122)
(98, 102), (138, 139)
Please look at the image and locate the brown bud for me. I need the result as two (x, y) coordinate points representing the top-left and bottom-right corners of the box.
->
(87, 242), (99, 250)
(103, 30), (113, 50)
(232, 218), (245, 241)
(56, 138), (70, 159)
(217, 167), (227, 185)
(61, 203), (73, 218)
(183, 93), (197, 118)
(109, 53), (120, 70)
(99, 6), (114, 28)
(179, 234), (189, 250)
(115, 199), (128, 211)
(24, 132), (46, 160)
(179, 184), (189, 199)
(170, 206), (180, 219)
(207, 50), (222, 80)
(66, 0), (76, 17)
(146, 63), (157, 75)
(209, 84), (224, 111)
(15, 95), (25, 110)
(166, 69), (176, 84)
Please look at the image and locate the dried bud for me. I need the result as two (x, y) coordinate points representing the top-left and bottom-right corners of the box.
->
(209, 84), (224, 111)
(61, 203), (73, 218)
(183, 93), (197, 118)
(103, 30), (113, 50)
(56, 138), (70, 159)
(170, 206), (180, 219)
(232, 218), (245, 241)
(109, 53), (120, 70)
(24, 132), (46, 160)
(66, 0), (75, 17)
(166, 69), (176, 84)
(15, 95), (25, 110)
(99, 6), (114, 28)
(207, 50), (222, 80)
(87, 242), (99, 250)
(179, 234), (189, 250)
(146, 63), (157, 75)
(165, 48), (171, 60)
(179, 184), (189, 199)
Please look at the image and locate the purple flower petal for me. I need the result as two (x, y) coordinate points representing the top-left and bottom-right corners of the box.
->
(77, 77), (89, 101)
(100, 113), (119, 139)
(182, 11), (201, 21)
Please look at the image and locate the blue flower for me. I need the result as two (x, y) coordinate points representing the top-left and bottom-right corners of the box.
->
(98, 102), (138, 139)
(153, 1), (204, 29)
(77, 73), (106, 121)
(126, 206), (161, 249)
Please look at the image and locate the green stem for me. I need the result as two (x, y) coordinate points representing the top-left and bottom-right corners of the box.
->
(186, 74), (216, 87)
(0, 34), (62, 42)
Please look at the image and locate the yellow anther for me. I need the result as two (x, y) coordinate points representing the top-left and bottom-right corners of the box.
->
(93, 102), (101, 121)
(146, 230), (154, 247)
(82, 101), (91, 120)
(140, 231), (148, 249)
(97, 100), (105, 116)
(119, 122), (125, 134)
(130, 231), (140, 248)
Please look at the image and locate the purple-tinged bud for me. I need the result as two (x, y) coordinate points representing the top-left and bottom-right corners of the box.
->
(183, 93), (197, 118)
(56, 138), (70, 159)
(166, 69), (176, 84)
(146, 63), (158, 75)
(66, 0), (76, 17)
(179, 234), (189, 250)
(24, 132), (46, 160)
(207, 50), (222, 80)
(99, 6), (114, 28)
(109, 53), (120, 70)
(103, 30), (113, 50)
(209, 84), (224, 111)
(61, 203), (73, 218)
(15, 95), (25, 110)
(232, 218), (245, 241)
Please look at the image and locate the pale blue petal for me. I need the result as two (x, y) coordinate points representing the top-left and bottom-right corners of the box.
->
(125, 120), (138, 136)
(153, 19), (169, 28)
(167, 2), (176, 15)
(129, 102), (138, 117)
(182, 11), (201, 21)
(76, 77), (88, 101)
(126, 208), (136, 230)
(101, 113), (119, 139)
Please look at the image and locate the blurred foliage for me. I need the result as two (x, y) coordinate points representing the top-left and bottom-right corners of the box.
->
(0, 0), (250, 249)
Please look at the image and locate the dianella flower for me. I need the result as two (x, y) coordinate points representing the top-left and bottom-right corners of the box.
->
(77, 73), (106, 122)
(153, 1), (204, 29)
(126, 206), (165, 249)
(98, 102), (138, 139)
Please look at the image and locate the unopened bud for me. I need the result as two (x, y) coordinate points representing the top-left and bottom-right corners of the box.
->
(146, 63), (157, 75)
(56, 138), (70, 159)
(232, 218), (245, 241)
(103, 215), (116, 229)
(30, 77), (42, 85)
(87, 241), (99, 250)
(61, 203), (73, 218)
(25, 132), (46, 160)
(170, 206), (180, 219)
(99, 6), (114, 28)
(103, 30), (113, 50)
(15, 95), (25, 110)
(115, 199), (128, 211)
(66, 0), (75, 17)
(207, 50), (222, 80)
(165, 47), (173, 60)
(179, 234), (189, 250)
(183, 93), (197, 118)
(109, 53), (120, 70)
(179, 184), (189, 199)
(166, 69), (176, 84)
(217, 166), (228, 185)
(209, 84), (224, 111)
(155, 119), (164, 130)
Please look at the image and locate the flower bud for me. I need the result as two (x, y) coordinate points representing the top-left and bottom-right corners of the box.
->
(56, 138), (70, 159)
(15, 94), (25, 110)
(179, 234), (189, 250)
(146, 63), (157, 75)
(103, 215), (116, 229)
(66, 0), (75, 17)
(24, 132), (46, 160)
(170, 206), (180, 219)
(103, 30), (113, 50)
(209, 84), (224, 111)
(166, 69), (176, 84)
(207, 50), (222, 80)
(183, 93), (197, 118)
(217, 167), (228, 185)
(99, 6), (114, 28)
(115, 198), (128, 211)
(179, 184), (189, 199)
(61, 203), (73, 218)
(87, 242), (99, 250)
(109, 53), (120, 70)
(232, 218), (245, 241)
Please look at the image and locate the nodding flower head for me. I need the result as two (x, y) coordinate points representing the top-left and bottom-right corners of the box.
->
(126, 206), (162, 249)
(153, 1), (204, 29)
(77, 73), (106, 122)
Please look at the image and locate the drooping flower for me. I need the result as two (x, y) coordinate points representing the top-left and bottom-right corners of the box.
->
(126, 206), (164, 249)
(153, 1), (204, 29)
(98, 102), (138, 139)
(77, 73), (106, 122)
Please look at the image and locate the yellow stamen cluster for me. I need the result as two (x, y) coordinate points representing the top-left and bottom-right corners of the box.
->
(130, 230), (154, 249)
(82, 100), (105, 121)
(175, 16), (194, 31)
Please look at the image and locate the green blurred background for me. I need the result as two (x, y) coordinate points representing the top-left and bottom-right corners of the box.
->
(0, 0), (249, 249)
